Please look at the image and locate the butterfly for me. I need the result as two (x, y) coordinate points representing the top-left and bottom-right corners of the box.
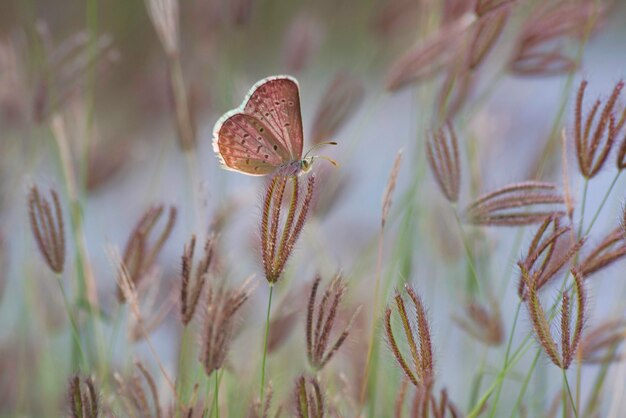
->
(212, 75), (336, 176)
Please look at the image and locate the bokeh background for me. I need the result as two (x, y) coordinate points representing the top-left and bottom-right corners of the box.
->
(1, 0), (626, 416)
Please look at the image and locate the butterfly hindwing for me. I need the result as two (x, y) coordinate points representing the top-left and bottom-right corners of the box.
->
(243, 76), (304, 161)
(214, 112), (290, 176)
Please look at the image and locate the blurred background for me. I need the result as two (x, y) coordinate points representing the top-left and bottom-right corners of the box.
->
(1, 0), (626, 416)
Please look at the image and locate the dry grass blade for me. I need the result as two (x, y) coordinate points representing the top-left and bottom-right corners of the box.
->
(468, 6), (510, 69)
(67, 374), (99, 418)
(523, 268), (586, 369)
(385, 13), (475, 91)
(465, 181), (565, 226)
(294, 375), (324, 418)
(509, 2), (602, 76)
(199, 275), (254, 376)
(306, 272), (360, 370)
(517, 215), (584, 298)
(260, 174), (315, 283)
(426, 122), (460, 202)
(578, 227), (626, 278)
(310, 72), (364, 145)
(117, 205), (177, 302)
(384, 284), (434, 388)
(382, 151), (404, 228)
(180, 234), (215, 325)
(28, 185), (66, 274)
(575, 79), (624, 179)
(452, 301), (504, 346)
(145, 0), (179, 57)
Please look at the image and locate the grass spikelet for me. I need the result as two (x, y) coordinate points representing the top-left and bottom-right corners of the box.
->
(67, 374), (99, 418)
(117, 205), (177, 302)
(180, 234), (214, 325)
(115, 362), (162, 418)
(384, 285), (434, 388)
(294, 375), (324, 418)
(578, 227), (626, 278)
(260, 174), (314, 284)
(452, 301), (504, 346)
(465, 181), (565, 226)
(28, 185), (66, 274)
(579, 317), (626, 364)
(574, 79), (623, 179)
(426, 122), (460, 202)
(306, 272), (360, 370)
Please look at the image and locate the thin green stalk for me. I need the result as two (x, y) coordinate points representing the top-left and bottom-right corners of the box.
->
(54, 274), (87, 369)
(577, 180), (589, 238)
(177, 325), (192, 413)
(510, 351), (541, 418)
(452, 208), (482, 297)
(214, 371), (219, 418)
(259, 285), (274, 404)
(562, 370), (579, 418)
(488, 301), (522, 418)
(585, 171), (622, 236)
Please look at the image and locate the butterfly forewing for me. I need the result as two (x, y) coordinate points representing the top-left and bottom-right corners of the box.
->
(243, 76), (304, 160)
(215, 113), (290, 176)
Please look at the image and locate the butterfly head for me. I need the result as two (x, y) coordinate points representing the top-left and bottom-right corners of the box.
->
(299, 141), (339, 175)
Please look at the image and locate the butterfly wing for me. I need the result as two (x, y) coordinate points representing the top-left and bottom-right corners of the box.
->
(213, 112), (292, 176)
(242, 76), (304, 160)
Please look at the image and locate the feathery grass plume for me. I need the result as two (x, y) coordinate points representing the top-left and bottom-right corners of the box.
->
(281, 13), (323, 74)
(145, 0), (179, 57)
(260, 174), (315, 284)
(426, 122), (460, 202)
(385, 13), (475, 91)
(115, 362), (163, 418)
(67, 374), (99, 418)
(294, 375), (324, 418)
(28, 185), (66, 274)
(117, 205), (177, 302)
(306, 272), (360, 370)
(384, 285), (434, 388)
(464, 181), (565, 226)
(579, 317), (626, 364)
(468, 3), (512, 70)
(180, 234), (214, 325)
(129, 271), (176, 342)
(452, 301), (504, 346)
(617, 131), (626, 170)
(247, 385), (278, 418)
(382, 151), (403, 228)
(522, 268), (586, 369)
(517, 215), (584, 298)
(509, 1), (602, 76)
(310, 72), (364, 145)
(578, 227), (626, 278)
(199, 275), (254, 376)
(574, 79), (624, 179)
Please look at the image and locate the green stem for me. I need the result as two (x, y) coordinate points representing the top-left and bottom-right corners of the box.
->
(584, 171), (622, 236)
(214, 371), (219, 418)
(510, 351), (541, 418)
(562, 370), (579, 418)
(452, 208), (482, 297)
(577, 180), (589, 238)
(259, 285), (274, 404)
(54, 274), (87, 369)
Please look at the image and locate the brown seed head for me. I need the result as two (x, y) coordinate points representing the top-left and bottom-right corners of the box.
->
(407, 386), (462, 418)
(384, 284), (434, 388)
(199, 275), (254, 376)
(67, 374), (99, 418)
(578, 227), (626, 278)
(465, 181), (565, 226)
(468, 6), (511, 69)
(579, 317), (626, 364)
(574, 79), (624, 178)
(115, 362), (162, 418)
(180, 234), (215, 325)
(117, 205), (177, 302)
(517, 215), (584, 298)
(306, 272), (360, 370)
(310, 72), (364, 146)
(452, 301), (504, 346)
(28, 185), (66, 274)
(247, 385), (275, 418)
(523, 268), (586, 369)
(509, 2), (602, 76)
(260, 174), (314, 284)
(426, 122), (461, 202)
(294, 375), (324, 418)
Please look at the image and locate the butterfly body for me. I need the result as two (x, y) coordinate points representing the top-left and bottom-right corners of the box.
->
(212, 75), (307, 176)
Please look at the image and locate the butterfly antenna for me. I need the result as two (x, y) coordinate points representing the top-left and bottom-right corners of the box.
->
(304, 141), (338, 158)
(315, 155), (339, 168)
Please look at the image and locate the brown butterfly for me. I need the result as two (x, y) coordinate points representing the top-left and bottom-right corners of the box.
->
(212, 75), (336, 176)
